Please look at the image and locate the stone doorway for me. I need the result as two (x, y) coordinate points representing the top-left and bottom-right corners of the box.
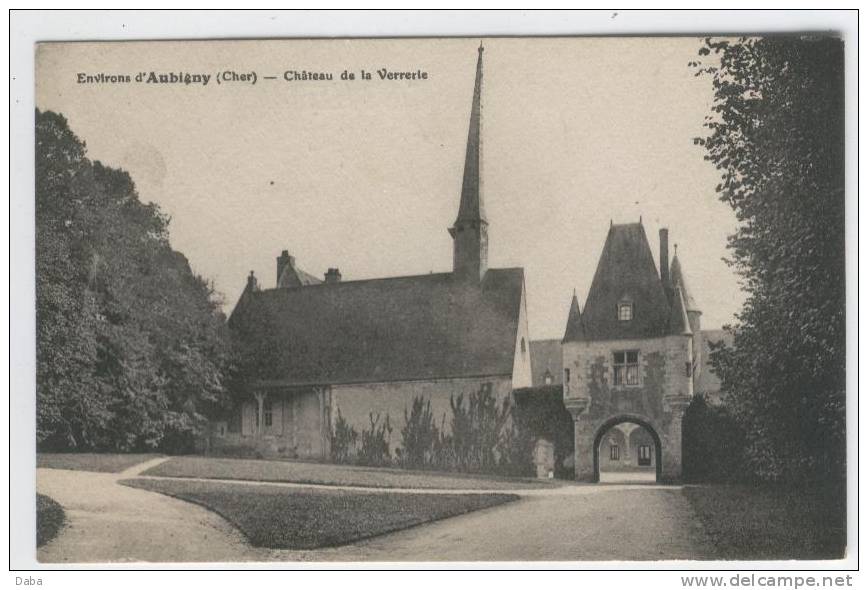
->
(593, 417), (662, 483)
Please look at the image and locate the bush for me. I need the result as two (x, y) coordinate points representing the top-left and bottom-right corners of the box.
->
(512, 385), (574, 479)
(682, 394), (748, 483)
(330, 408), (358, 464)
(357, 413), (392, 467)
(397, 397), (440, 469)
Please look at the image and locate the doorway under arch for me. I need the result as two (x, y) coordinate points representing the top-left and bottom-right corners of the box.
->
(592, 416), (663, 483)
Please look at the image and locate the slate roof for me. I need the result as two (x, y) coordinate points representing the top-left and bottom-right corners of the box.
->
(454, 45), (487, 227)
(670, 255), (699, 312)
(574, 223), (672, 340)
(277, 261), (322, 288)
(562, 293), (585, 342)
(529, 339), (563, 387)
(230, 268), (525, 386)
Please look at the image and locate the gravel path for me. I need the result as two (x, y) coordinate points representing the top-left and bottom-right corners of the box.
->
(36, 459), (716, 563)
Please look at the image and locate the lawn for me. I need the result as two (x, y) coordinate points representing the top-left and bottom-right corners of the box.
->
(121, 477), (518, 549)
(683, 483), (846, 560)
(38, 453), (162, 473)
(36, 494), (65, 547)
(143, 455), (555, 490)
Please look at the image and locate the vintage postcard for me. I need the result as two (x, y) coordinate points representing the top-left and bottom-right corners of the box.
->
(20, 23), (851, 570)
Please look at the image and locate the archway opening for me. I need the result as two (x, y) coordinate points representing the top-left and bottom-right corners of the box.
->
(593, 417), (662, 484)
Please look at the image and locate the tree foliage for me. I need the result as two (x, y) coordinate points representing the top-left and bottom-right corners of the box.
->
(693, 37), (845, 483)
(36, 109), (231, 452)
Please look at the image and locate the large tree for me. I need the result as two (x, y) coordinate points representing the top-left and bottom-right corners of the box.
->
(36, 110), (231, 452)
(694, 37), (845, 483)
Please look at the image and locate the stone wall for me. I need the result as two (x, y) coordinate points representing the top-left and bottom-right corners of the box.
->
(331, 375), (514, 455)
(563, 334), (693, 482)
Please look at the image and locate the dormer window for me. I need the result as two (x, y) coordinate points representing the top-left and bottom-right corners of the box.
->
(618, 301), (633, 321)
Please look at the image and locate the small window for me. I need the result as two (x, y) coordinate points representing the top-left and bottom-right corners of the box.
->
(544, 370), (553, 386)
(614, 350), (640, 386)
(264, 399), (273, 428)
(638, 445), (651, 466)
(564, 368), (571, 394)
(521, 338), (526, 354)
(610, 444), (620, 461)
(618, 302), (633, 321)
(685, 361), (693, 377)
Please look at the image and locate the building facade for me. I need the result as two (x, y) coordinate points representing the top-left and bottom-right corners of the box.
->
(203, 47), (533, 460)
(561, 223), (703, 483)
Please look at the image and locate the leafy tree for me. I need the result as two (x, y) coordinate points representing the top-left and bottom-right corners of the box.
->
(36, 110), (231, 452)
(693, 37), (845, 483)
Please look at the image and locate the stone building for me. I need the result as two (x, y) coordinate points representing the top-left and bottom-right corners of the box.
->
(560, 222), (712, 483)
(204, 47), (532, 459)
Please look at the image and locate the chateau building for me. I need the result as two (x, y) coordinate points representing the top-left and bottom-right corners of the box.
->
(204, 46), (532, 459)
(559, 222), (719, 482)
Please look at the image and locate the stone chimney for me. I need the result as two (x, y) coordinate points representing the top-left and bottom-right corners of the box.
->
(324, 268), (342, 284)
(246, 270), (259, 292)
(276, 250), (295, 286)
(659, 228), (670, 286)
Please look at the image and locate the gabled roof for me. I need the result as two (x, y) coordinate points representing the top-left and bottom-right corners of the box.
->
(277, 262), (322, 288)
(529, 339), (563, 386)
(580, 223), (671, 340)
(230, 268), (525, 386)
(670, 254), (699, 312)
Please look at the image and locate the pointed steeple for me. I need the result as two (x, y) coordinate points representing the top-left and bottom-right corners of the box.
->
(670, 252), (699, 312)
(450, 43), (489, 282)
(455, 43), (487, 226)
(563, 290), (586, 342)
(669, 285), (693, 336)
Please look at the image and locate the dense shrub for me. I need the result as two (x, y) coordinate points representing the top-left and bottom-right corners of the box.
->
(329, 408), (358, 464)
(682, 393), (748, 483)
(357, 413), (393, 467)
(397, 397), (441, 469)
(512, 385), (574, 479)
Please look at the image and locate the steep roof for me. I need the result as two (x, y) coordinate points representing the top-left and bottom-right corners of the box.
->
(529, 339), (563, 386)
(579, 223), (671, 340)
(562, 292), (585, 342)
(277, 263), (322, 288)
(670, 254), (699, 312)
(230, 268), (524, 386)
(668, 285), (693, 336)
(454, 45), (487, 227)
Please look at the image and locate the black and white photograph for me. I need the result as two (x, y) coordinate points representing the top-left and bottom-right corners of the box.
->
(8, 9), (859, 576)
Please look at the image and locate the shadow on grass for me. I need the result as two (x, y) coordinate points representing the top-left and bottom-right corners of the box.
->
(120, 477), (519, 550)
(36, 493), (65, 548)
(683, 482), (846, 560)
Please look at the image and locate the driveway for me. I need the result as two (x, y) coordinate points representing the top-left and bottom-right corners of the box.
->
(37, 460), (716, 563)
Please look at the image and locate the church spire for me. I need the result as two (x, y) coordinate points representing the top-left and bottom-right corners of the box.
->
(455, 42), (487, 226)
(449, 43), (488, 281)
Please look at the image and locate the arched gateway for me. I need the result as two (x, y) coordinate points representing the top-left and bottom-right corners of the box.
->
(593, 416), (662, 482)
(560, 222), (700, 483)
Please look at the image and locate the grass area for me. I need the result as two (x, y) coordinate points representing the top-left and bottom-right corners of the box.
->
(36, 494), (65, 547)
(143, 455), (556, 490)
(683, 483), (846, 560)
(121, 477), (518, 549)
(38, 453), (162, 473)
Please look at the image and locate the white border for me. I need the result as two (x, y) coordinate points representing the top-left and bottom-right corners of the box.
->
(6, 8), (861, 581)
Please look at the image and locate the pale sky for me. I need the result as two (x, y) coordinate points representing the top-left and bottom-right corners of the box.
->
(36, 37), (744, 339)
